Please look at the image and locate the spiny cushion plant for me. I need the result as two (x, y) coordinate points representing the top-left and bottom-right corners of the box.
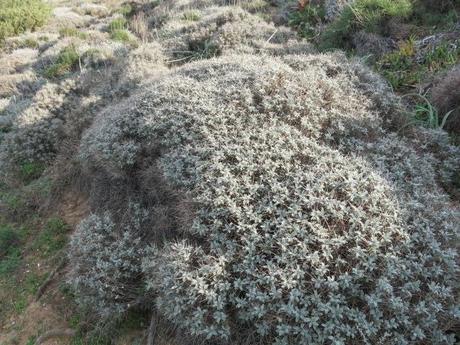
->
(158, 6), (303, 62)
(68, 203), (150, 319)
(78, 53), (459, 344)
(0, 0), (51, 41)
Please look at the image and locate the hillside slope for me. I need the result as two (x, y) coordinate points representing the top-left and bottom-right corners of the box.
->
(0, 1), (458, 344)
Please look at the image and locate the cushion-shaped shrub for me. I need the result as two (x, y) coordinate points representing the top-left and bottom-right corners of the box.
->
(0, 81), (75, 168)
(68, 203), (150, 318)
(158, 6), (309, 62)
(0, 0), (51, 41)
(80, 54), (459, 344)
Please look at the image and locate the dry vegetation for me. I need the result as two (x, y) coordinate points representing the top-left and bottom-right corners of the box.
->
(0, 0), (458, 345)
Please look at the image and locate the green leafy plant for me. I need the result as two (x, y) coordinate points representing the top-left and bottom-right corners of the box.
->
(0, 191), (25, 214)
(111, 29), (131, 42)
(289, 3), (325, 39)
(0, 224), (20, 258)
(33, 217), (69, 256)
(378, 40), (460, 90)
(403, 93), (455, 129)
(319, 0), (412, 50)
(0, 0), (51, 41)
(182, 10), (201, 21)
(241, 0), (269, 12)
(117, 4), (133, 16)
(19, 161), (45, 183)
(25, 336), (37, 345)
(0, 224), (21, 274)
(109, 17), (128, 32)
(59, 27), (88, 39)
(21, 37), (39, 48)
(108, 18), (134, 43)
(44, 44), (80, 78)
(412, 0), (458, 29)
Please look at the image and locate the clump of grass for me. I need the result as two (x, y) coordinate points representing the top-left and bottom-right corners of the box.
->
(241, 0), (269, 12)
(319, 0), (412, 50)
(0, 224), (20, 258)
(111, 29), (131, 42)
(117, 4), (133, 17)
(0, 224), (21, 274)
(0, 269), (46, 320)
(403, 93), (455, 129)
(108, 17), (134, 43)
(0, 0), (51, 41)
(0, 190), (26, 215)
(377, 39), (460, 90)
(20, 37), (39, 48)
(109, 17), (128, 32)
(411, 0), (458, 29)
(182, 10), (201, 21)
(19, 161), (45, 183)
(59, 27), (88, 39)
(44, 44), (80, 78)
(25, 336), (37, 345)
(289, 3), (325, 39)
(33, 217), (69, 256)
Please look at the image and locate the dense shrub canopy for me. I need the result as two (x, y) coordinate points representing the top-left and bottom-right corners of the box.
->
(157, 5), (312, 62)
(80, 53), (459, 344)
(68, 203), (149, 318)
(0, 0), (51, 41)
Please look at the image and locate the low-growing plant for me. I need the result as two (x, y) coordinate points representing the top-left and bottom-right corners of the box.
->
(108, 17), (134, 43)
(182, 10), (202, 21)
(80, 54), (458, 344)
(241, 0), (270, 12)
(425, 42), (459, 70)
(33, 217), (69, 256)
(377, 39), (460, 90)
(44, 44), (80, 78)
(0, 0), (51, 41)
(117, 4), (133, 17)
(0, 224), (21, 274)
(110, 29), (132, 42)
(319, 0), (412, 50)
(59, 27), (88, 39)
(0, 224), (20, 258)
(0, 190), (26, 215)
(377, 39), (418, 89)
(411, 0), (458, 29)
(403, 93), (455, 129)
(289, 3), (325, 39)
(109, 17), (128, 32)
(19, 161), (45, 183)
(21, 37), (40, 48)
(68, 204), (150, 319)
(161, 6), (300, 63)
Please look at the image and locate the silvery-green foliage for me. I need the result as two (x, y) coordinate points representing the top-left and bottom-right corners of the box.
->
(68, 203), (149, 318)
(82, 53), (458, 344)
(0, 80), (76, 166)
(158, 5), (310, 61)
